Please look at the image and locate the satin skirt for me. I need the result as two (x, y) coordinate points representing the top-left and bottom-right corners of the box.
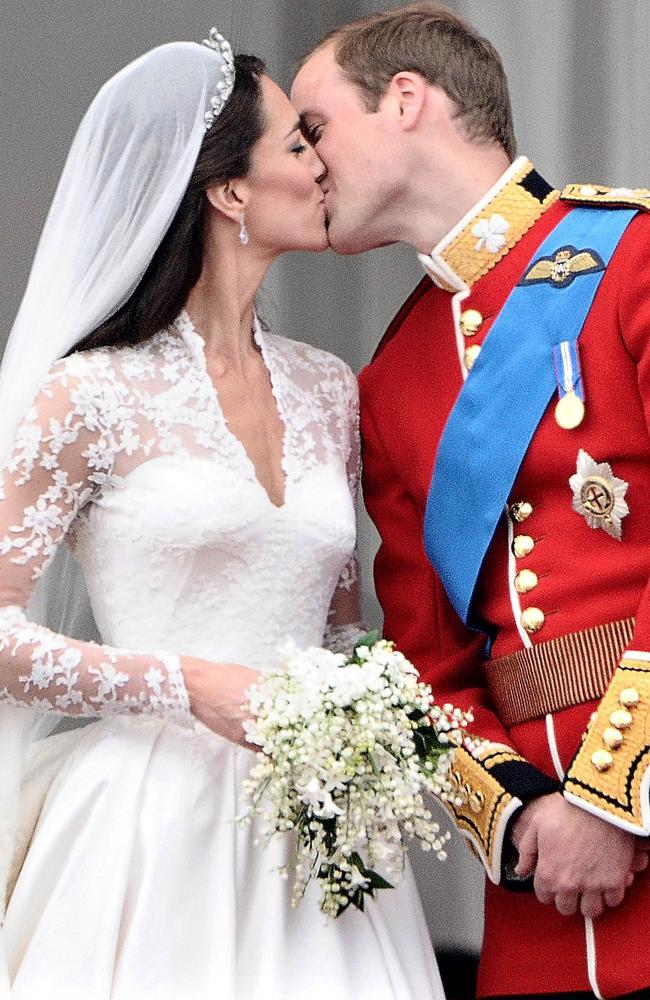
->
(3, 716), (444, 1000)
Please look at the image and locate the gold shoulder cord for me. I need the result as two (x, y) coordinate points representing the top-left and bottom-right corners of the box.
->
(561, 183), (650, 213)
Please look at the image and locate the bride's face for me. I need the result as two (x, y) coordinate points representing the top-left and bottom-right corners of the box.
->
(243, 76), (328, 254)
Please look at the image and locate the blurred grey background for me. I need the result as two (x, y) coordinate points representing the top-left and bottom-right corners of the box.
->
(2, 0), (649, 963)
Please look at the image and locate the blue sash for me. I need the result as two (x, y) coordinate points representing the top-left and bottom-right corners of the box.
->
(423, 206), (636, 627)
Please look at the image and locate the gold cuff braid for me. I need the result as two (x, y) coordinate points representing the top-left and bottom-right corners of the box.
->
(442, 744), (523, 883)
(564, 656), (650, 833)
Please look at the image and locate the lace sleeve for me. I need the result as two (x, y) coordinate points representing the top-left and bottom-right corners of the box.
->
(324, 364), (366, 654)
(0, 362), (191, 721)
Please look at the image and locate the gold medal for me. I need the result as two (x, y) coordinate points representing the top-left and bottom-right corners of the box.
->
(555, 390), (585, 429)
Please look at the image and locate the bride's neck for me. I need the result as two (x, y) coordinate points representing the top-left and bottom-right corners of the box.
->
(184, 223), (273, 370)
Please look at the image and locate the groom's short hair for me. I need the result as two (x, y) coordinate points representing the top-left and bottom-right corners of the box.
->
(307, 2), (516, 160)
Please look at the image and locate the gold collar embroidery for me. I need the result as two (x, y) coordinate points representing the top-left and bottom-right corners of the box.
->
(419, 158), (559, 292)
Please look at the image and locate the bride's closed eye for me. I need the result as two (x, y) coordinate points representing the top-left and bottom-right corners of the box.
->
(291, 141), (308, 155)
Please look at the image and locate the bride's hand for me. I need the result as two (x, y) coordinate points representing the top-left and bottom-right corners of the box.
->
(181, 657), (261, 748)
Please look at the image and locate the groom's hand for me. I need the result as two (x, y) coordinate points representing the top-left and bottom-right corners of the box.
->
(510, 792), (650, 918)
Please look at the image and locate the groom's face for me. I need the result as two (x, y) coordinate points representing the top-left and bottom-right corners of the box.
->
(291, 45), (395, 254)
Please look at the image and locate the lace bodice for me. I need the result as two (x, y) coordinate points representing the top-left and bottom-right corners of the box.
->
(0, 312), (361, 722)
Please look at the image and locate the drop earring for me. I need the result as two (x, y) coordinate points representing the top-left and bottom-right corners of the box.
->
(238, 212), (249, 246)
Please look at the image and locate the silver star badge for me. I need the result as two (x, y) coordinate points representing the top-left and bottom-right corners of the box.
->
(569, 449), (629, 540)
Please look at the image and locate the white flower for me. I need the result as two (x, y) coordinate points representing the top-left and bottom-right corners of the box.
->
(89, 661), (130, 700)
(144, 666), (165, 695)
(472, 213), (509, 253)
(83, 439), (114, 472)
(59, 647), (83, 672)
(21, 656), (55, 690)
(161, 363), (181, 383)
(328, 662), (384, 707)
(40, 451), (59, 471)
(120, 427), (141, 456)
(295, 777), (344, 818)
(22, 498), (62, 536)
(240, 636), (463, 917)
(55, 688), (84, 710)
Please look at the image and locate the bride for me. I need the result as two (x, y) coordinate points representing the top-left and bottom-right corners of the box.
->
(0, 31), (444, 999)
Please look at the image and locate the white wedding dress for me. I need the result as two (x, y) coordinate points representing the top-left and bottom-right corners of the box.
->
(0, 313), (443, 1000)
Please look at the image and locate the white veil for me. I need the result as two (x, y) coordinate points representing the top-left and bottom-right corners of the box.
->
(0, 35), (235, 936)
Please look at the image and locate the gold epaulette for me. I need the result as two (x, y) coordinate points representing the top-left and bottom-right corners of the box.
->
(561, 183), (650, 212)
(563, 655), (650, 833)
(441, 743), (523, 883)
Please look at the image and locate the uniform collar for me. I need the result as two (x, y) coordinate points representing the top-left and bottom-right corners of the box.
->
(418, 157), (559, 293)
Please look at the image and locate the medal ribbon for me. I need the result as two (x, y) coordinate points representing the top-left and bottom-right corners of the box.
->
(423, 206), (637, 628)
(553, 340), (583, 402)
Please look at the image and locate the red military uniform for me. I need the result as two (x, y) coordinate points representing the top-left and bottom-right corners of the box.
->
(359, 158), (650, 998)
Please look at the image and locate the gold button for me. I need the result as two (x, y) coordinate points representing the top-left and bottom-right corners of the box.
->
(602, 727), (624, 750)
(513, 535), (535, 558)
(591, 749), (614, 772)
(469, 791), (484, 814)
(464, 345), (482, 371)
(514, 569), (538, 594)
(609, 708), (633, 730)
(619, 688), (640, 708)
(460, 309), (483, 336)
(521, 607), (545, 633)
(510, 501), (533, 523)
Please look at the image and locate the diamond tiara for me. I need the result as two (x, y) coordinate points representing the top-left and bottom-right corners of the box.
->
(201, 28), (236, 131)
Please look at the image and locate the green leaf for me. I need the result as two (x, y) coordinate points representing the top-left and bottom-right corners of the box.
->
(367, 870), (393, 890)
(349, 851), (368, 875)
(349, 852), (394, 891)
(408, 708), (427, 722)
(352, 629), (380, 653)
(413, 724), (445, 760)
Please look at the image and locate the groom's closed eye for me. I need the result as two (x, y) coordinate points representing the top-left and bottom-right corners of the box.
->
(300, 120), (324, 145)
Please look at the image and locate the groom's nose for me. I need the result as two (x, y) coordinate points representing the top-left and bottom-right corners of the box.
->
(308, 149), (326, 185)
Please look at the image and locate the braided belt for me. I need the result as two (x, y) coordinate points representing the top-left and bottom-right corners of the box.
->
(484, 617), (635, 728)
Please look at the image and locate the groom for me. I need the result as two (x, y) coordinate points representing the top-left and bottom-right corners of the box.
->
(292, 4), (650, 998)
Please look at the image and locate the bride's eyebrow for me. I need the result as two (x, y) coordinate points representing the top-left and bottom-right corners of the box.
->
(284, 121), (302, 139)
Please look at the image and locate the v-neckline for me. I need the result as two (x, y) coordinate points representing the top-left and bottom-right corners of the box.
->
(175, 309), (289, 510)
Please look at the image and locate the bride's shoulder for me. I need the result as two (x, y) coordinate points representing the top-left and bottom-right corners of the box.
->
(47, 332), (168, 388)
(38, 337), (158, 418)
(37, 345), (120, 408)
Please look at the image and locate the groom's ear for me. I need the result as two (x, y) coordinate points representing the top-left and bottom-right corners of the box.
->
(205, 181), (250, 221)
(382, 72), (428, 131)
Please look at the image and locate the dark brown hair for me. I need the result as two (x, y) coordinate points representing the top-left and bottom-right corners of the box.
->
(69, 54), (266, 356)
(310, 2), (515, 159)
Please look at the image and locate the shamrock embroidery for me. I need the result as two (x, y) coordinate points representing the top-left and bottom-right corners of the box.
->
(472, 213), (509, 254)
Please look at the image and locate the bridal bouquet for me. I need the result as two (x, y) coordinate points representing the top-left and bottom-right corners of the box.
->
(240, 631), (473, 918)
